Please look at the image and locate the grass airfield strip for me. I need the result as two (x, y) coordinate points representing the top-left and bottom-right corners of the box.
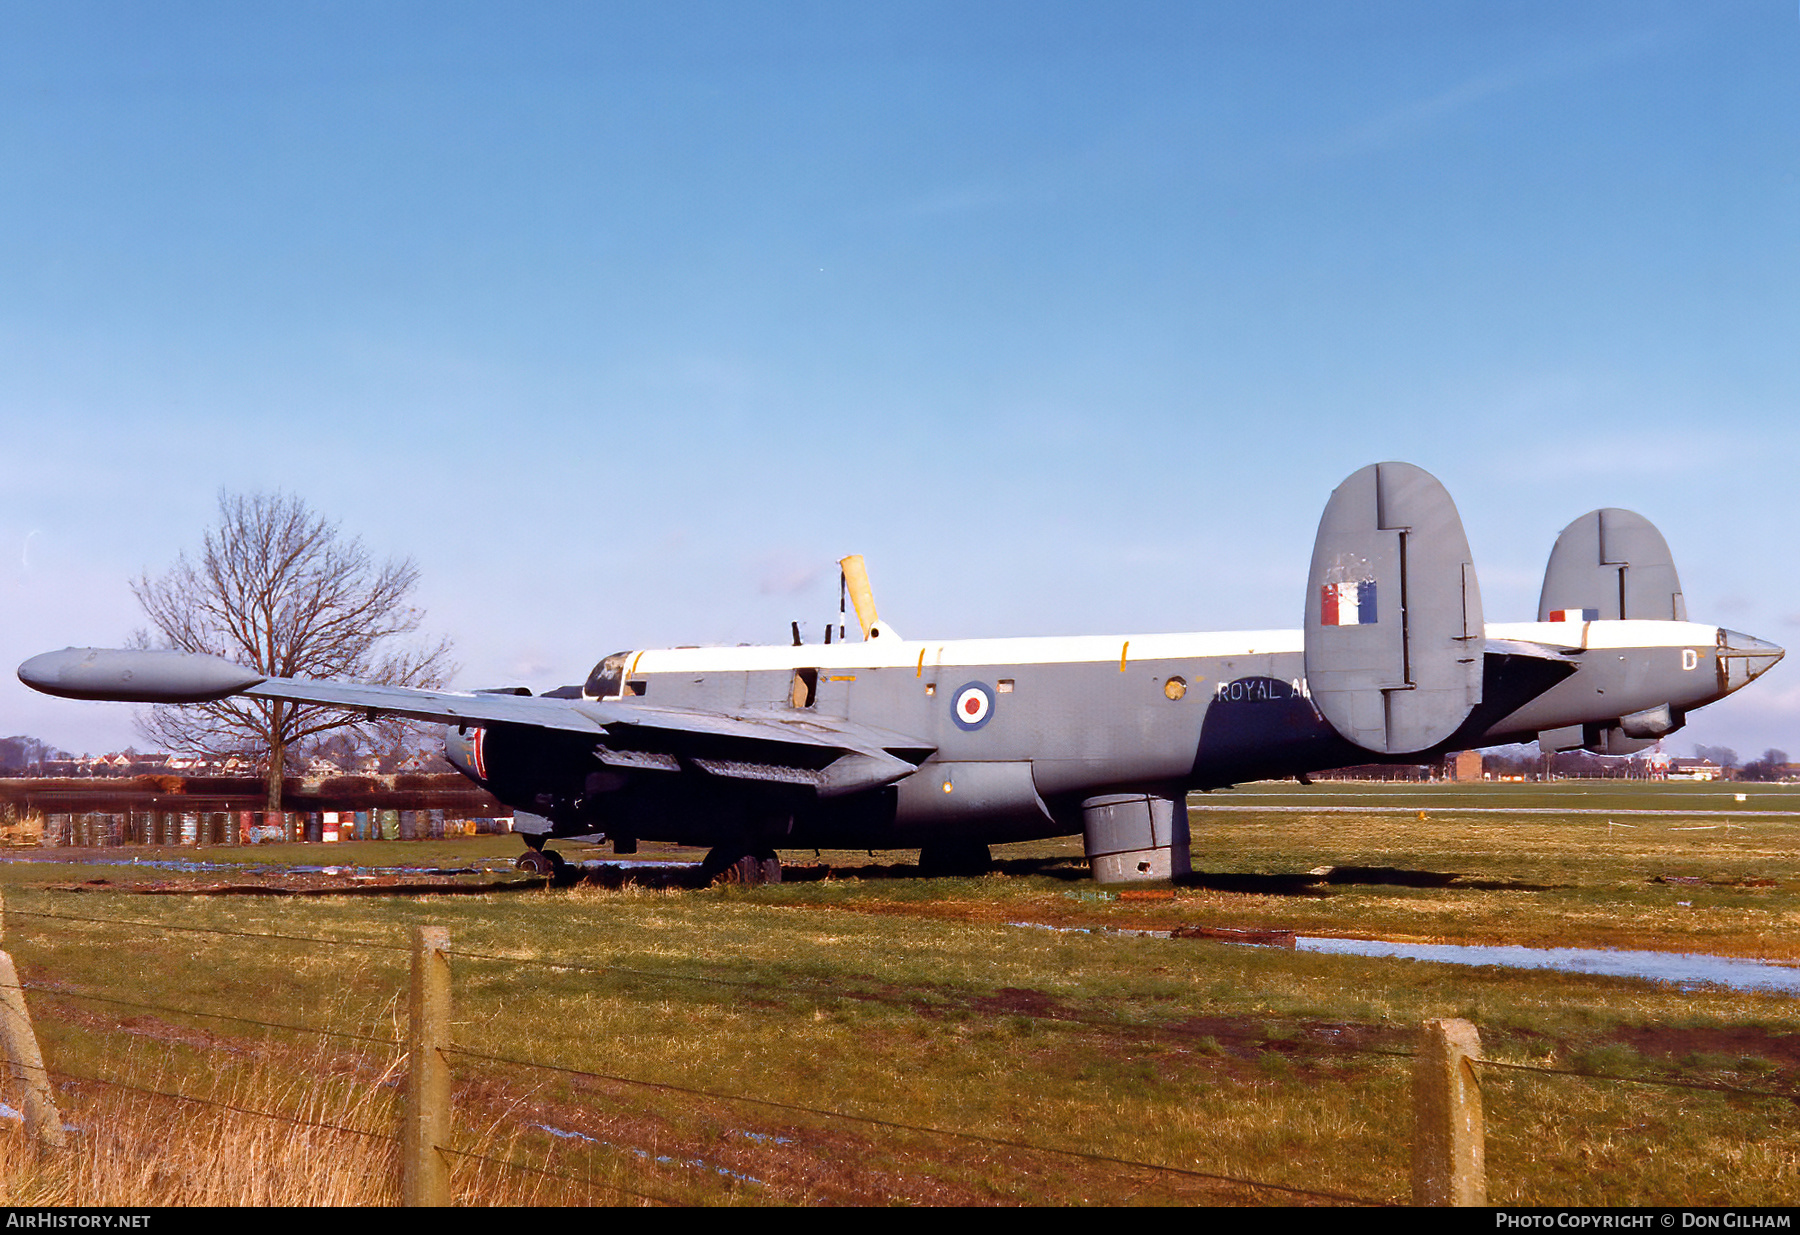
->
(0, 779), (1794, 1205)
(1173, 780), (1800, 961)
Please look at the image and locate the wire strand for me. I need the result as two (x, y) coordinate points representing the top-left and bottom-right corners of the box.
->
(15, 980), (402, 1047)
(6, 905), (409, 953)
(1473, 1055), (1800, 1100)
(54, 1068), (393, 1142)
(439, 1042), (1396, 1205)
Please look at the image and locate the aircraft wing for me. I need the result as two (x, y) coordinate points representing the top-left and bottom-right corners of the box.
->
(241, 678), (606, 732)
(593, 704), (933, 797)
(248, 679), (935, 797)
(18, 647), (935, 798)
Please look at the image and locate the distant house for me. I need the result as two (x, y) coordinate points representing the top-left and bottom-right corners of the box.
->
(1667, 758), (1724, 781)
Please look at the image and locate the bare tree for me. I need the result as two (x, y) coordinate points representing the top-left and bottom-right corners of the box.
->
(131, 492), (455, 811)
(1740, 748), (1789, 782)
(1695, 744), (1740, 771)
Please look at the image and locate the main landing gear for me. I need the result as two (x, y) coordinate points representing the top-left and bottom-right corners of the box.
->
(515, 845), (568, 880)
(700, 846), (782, 886)
(918, 840), (991, 876)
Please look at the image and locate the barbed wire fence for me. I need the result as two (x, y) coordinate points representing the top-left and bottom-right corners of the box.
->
(0, 898), (1792, 1206)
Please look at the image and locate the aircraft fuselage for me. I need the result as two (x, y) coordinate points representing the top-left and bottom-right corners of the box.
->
(447, 618), (1774, 855)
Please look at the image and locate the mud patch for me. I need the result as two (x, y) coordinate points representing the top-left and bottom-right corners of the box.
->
(1613, 1024), (1800, 1069)
(49, 872), (526, 897)
(969, 987), (1075, 1019)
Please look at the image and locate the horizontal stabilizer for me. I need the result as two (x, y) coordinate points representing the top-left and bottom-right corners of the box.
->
(1304, 462), (1484, 754)
(1538, 509), (1686, 622)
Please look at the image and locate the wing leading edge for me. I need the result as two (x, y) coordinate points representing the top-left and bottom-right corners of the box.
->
(17, 647), (935, 799)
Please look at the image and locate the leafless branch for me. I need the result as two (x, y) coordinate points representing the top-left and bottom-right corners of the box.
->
(131, 492), (456, 808)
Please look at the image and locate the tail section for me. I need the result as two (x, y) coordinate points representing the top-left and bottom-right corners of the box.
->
(1304, 463), (1484, 754)
(1535, 508), (1689, 755)
(1538, 508), (1685, 622)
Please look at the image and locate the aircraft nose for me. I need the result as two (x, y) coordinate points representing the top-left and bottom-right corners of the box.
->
(1719, 629), (1785, 692)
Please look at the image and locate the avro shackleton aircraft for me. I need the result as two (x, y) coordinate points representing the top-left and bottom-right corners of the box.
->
(19, 463), (1784, 884)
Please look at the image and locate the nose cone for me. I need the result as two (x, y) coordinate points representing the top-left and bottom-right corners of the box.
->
(1719, 629), (1785, 693)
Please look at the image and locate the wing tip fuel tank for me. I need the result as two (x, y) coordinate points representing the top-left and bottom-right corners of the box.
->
(17, 647), (266, 703)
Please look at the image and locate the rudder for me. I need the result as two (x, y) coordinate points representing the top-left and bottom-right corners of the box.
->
(1304, 462), (1484, 754)
(1538, 508), (1686, 622)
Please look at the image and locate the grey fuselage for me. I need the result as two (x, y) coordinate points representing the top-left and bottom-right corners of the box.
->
(449, 619), (1774, 852)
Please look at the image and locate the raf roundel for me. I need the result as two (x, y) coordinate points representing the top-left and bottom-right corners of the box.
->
(951, 681), (994, 731)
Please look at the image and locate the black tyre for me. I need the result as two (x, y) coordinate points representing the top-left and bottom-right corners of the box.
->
(918, 840), (991, 876)
(703, 847), (781, 885)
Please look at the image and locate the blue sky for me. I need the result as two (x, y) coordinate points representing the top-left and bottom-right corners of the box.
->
(4, 1), (1797, 759)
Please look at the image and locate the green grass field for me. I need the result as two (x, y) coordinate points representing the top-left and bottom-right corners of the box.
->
(0, 779), (1794, 1205)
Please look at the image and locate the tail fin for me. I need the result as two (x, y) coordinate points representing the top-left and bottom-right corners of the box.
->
(1304, 462), (1483, 754)
(1538, 509), (1685, 622)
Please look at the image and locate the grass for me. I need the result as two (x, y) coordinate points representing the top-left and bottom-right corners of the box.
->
(0, 779), (1794, 1204)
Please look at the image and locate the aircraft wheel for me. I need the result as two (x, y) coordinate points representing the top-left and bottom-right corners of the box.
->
(755, 849), (783, 885)
(918, 840), (992, 876)
(515, 849), (556, 877)
(544, 849), (574, 883)
(703, 847), (781, 886)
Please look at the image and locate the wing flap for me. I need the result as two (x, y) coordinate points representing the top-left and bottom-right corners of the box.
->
(604, 704), (932, 760)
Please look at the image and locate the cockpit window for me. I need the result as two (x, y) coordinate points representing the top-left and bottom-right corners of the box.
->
(584, 651), (632, 700)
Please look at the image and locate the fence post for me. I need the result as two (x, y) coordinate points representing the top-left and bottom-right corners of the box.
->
(0, 896), (67, 1153)
(403, 925), (453, 1206)
(1412, 1017), (1485, 1205)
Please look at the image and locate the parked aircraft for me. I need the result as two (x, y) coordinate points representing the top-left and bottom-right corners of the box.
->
(18, 463), (1784, 884)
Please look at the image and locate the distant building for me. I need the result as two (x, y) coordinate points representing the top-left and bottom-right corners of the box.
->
(1667, 758), (1723, 781)
(1447, 750), (1483, 781)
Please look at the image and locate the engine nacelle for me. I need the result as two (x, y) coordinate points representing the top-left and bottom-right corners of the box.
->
(443, 724), (487, 782)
